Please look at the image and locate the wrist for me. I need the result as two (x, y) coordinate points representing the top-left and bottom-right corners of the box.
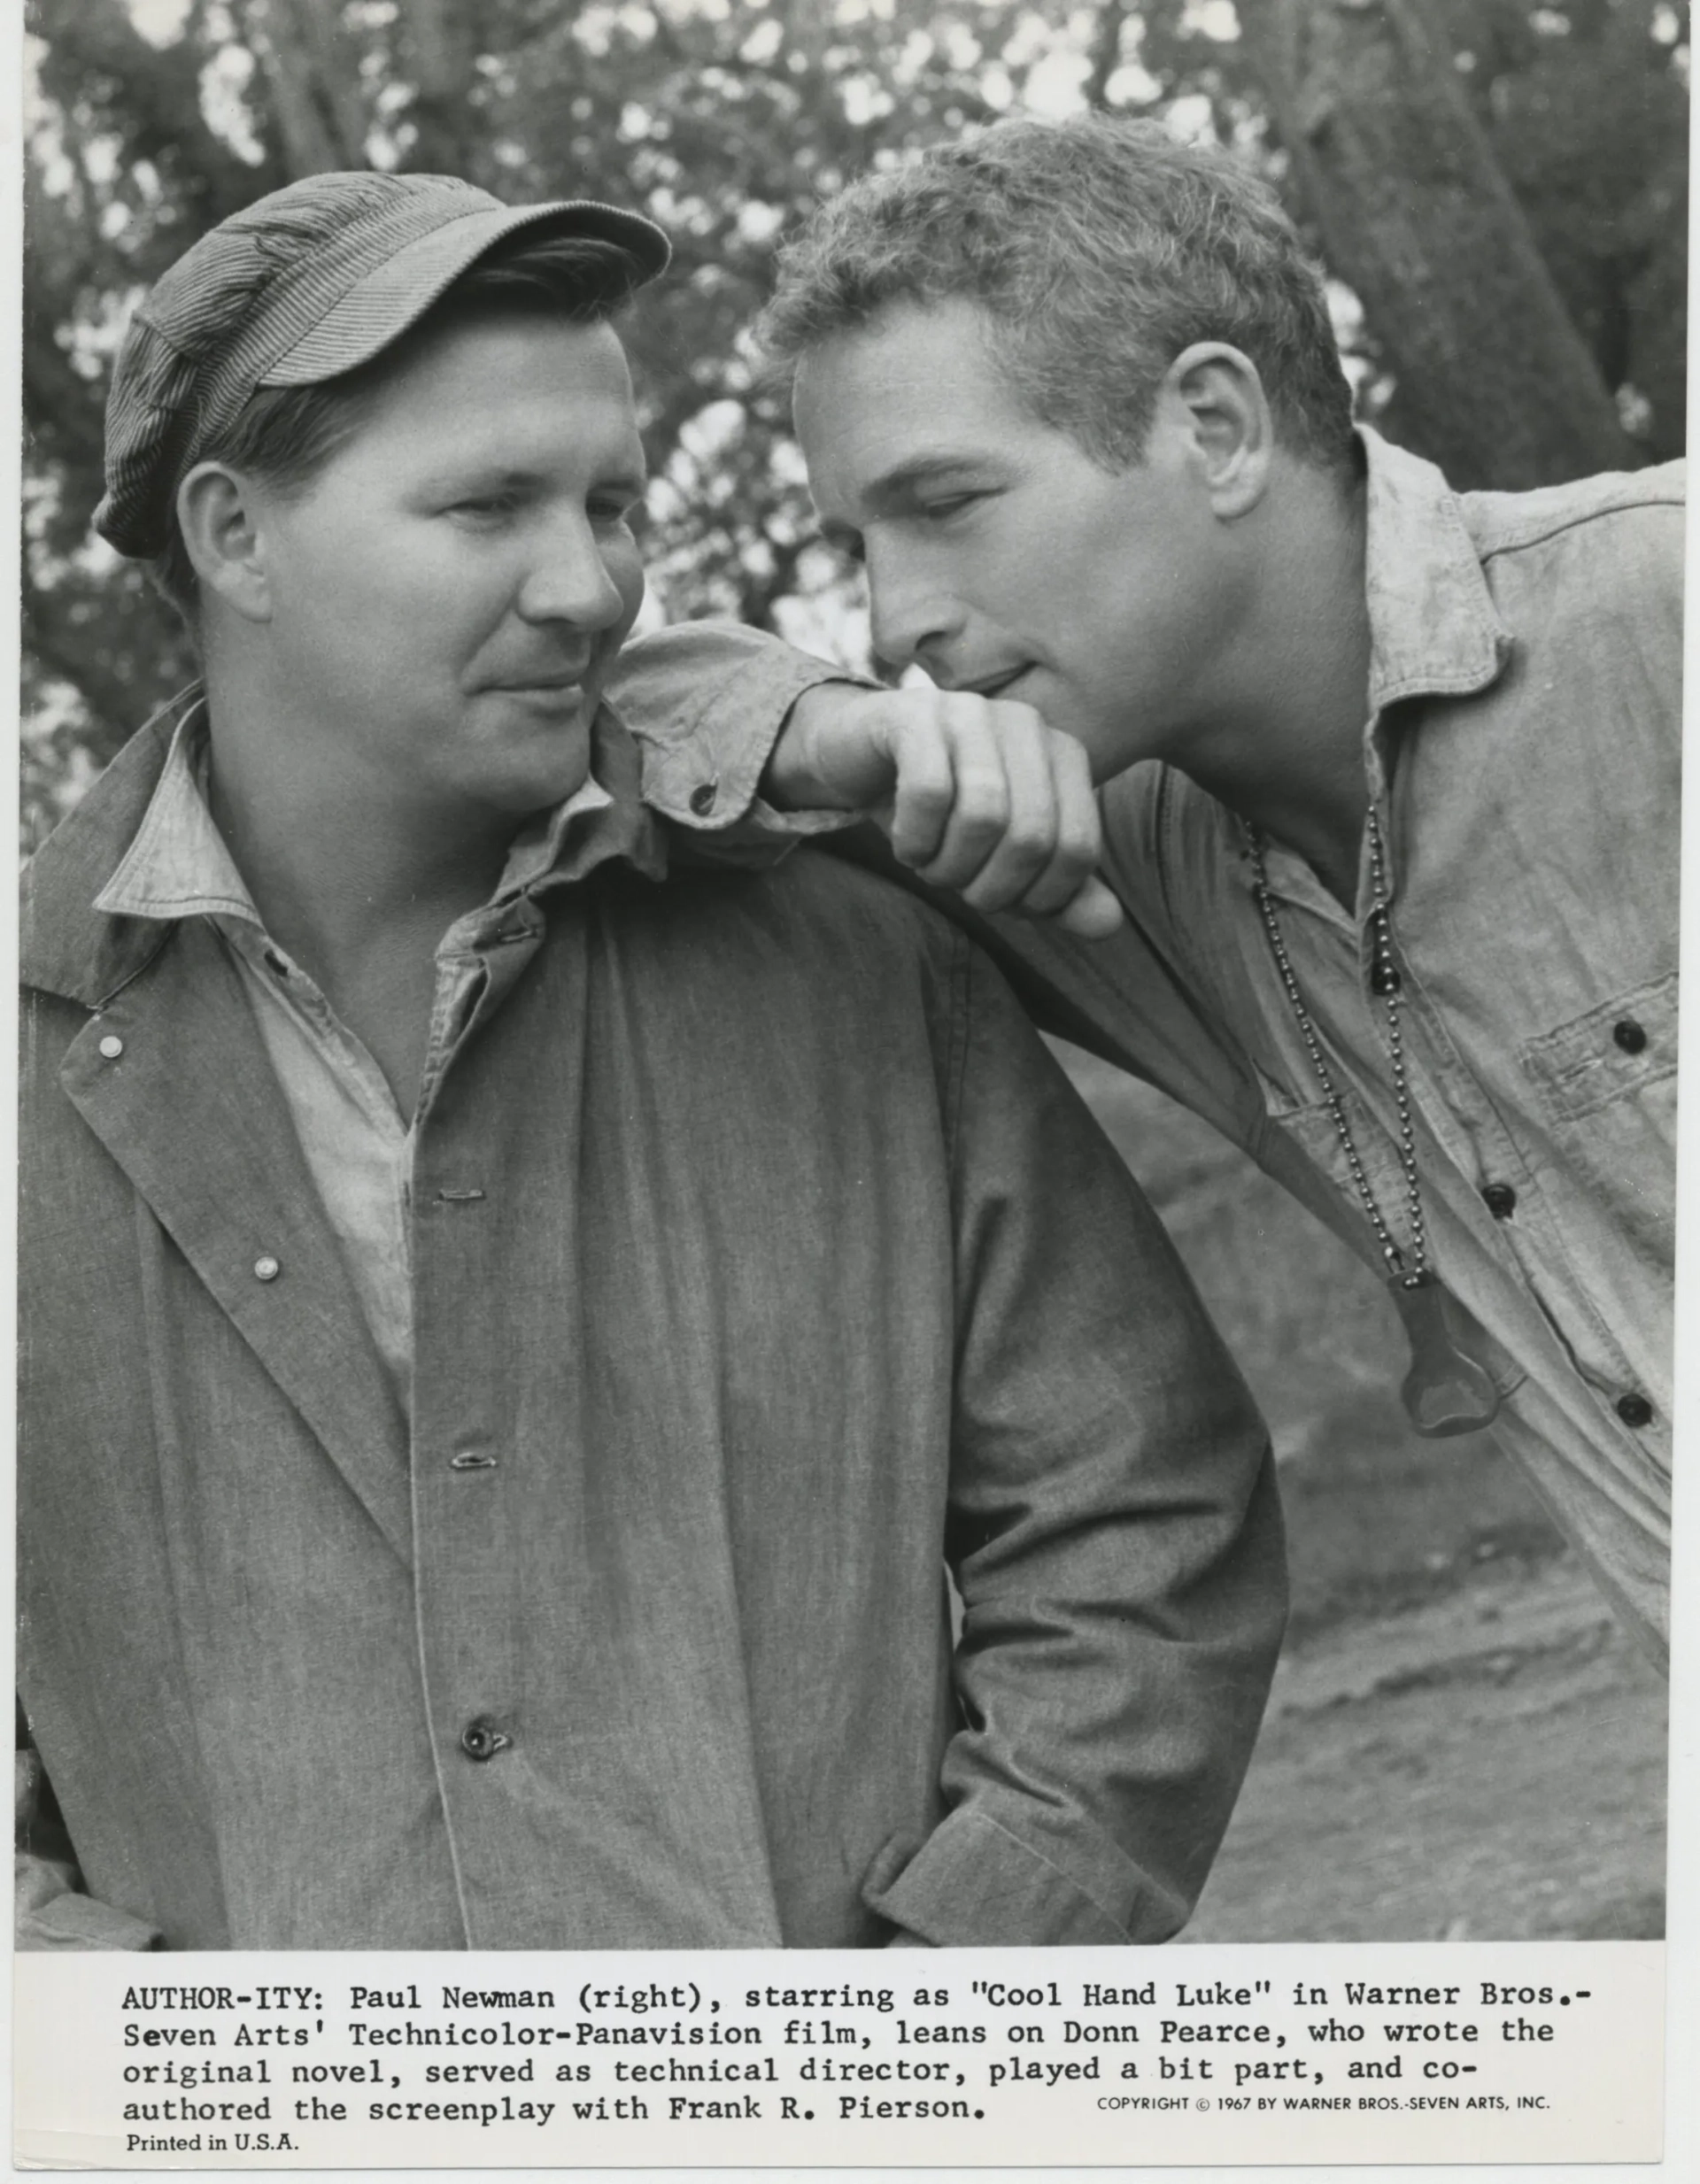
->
(761, 682), (885, 814)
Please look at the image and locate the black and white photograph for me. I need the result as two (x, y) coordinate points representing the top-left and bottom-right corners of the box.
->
(14, 0), (1685, 2111)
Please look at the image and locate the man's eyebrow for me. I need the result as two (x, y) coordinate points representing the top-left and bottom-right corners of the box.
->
(859, 453), (994, 511)
(418, 458), (650, 495)
(816, 453), (994, 555)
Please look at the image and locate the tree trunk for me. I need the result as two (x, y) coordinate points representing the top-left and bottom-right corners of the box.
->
(397, 0), (481, 174)
(1238, 0), (1641, 489)
(238, 0), (369, 175)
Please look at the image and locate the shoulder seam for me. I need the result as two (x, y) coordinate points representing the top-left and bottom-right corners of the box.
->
(1478, 487), (1685, 565)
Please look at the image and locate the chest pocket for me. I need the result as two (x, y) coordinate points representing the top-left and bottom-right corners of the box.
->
(1250, 1060), (1410, 1230)
(1517, 969), (1677, 1269)
(1249, 1061), (1527, 1401)
(1519, 969), (1677, 1123)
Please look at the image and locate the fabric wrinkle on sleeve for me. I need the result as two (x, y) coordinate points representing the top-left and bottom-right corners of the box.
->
(16, 1743), (164, 1951)
(606, 621), (876, 848)
(865, 936), (1286, 1947)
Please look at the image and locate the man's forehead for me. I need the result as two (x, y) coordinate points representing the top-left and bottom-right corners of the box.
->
(346, 313), (645, 467)
(796, 297), (1009, 404)
(794, 304), (1024, 494)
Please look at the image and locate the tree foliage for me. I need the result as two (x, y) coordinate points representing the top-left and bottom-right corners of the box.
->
(22, 0), (1688, 844)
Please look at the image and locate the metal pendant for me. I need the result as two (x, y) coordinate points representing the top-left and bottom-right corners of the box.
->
(1389, 1272), (1502, 1439)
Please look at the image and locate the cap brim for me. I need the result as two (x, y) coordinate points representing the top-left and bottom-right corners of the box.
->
(259, 199), (671, 389)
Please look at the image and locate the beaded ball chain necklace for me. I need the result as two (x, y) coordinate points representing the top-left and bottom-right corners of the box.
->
(1245, 806), (1500, 1439)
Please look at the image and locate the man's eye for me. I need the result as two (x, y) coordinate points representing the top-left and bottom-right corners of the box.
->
(917, 492), (983, 521)
(448, 494), (520, 521)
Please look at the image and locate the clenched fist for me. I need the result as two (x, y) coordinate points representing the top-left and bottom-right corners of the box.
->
(767, 683), (1124, 939)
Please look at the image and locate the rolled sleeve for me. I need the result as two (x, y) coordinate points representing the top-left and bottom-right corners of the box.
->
(17, 1860), (164, 1951)
(867, 1810), (1139, 1947)
(606, 621), (873, 852)
(16, 1747), (163, 1950)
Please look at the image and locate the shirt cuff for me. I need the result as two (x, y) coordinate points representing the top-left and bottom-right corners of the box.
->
(616, 625), (874, 836)
(862, 1811), (1149, 1949)
(16, 1867), (164, 1951)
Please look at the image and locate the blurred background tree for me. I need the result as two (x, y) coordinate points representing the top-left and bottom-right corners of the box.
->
(19, 0), (1688, 1505)
(23, 0), (1687, 843)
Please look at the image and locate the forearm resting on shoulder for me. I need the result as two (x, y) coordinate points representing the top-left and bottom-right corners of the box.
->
(608, 623), (1122, 935)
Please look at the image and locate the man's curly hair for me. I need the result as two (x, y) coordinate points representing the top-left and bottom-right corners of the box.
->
(757, 113), (1356, 475)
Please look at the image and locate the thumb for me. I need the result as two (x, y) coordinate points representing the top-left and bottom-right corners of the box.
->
(1049, 875), (1124, 941)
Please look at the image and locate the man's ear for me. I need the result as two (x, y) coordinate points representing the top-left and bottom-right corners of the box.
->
(175, 463), (274, 623)
(1155, 343), (1274, 520)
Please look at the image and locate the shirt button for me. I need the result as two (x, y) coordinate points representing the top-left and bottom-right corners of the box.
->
(448, 1449), (498, 1472)
(1481, 1182), (1517, 1220)
(688, 782), (717, 816)
(1613, 1019), (1648, 1054)
(460, 1718), (511, 1763)
(1616, 1393), (1654, 1429)
(252, 1255), (281, 1283)
(98, 1035), (125, 1060)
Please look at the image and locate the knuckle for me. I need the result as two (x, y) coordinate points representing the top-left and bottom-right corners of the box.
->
(936, 693), (992, 739)
(995, 711), (1049, 755)
(952, 767), (1011, 825)
(1047, 718), (1089, 760)
(892, 710), (948, 761)
(959, 870), (1016, 912)
(1055, 816), (1101, 868)
(898, 770), (954, 813)
(1001, 817), (1056, 867)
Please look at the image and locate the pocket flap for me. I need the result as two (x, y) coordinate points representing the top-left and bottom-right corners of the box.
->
(1518, 970), (1677, 1127)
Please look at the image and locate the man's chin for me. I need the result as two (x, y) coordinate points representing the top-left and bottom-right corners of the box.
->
(483, 763), (594, 818)
(475, 707), (595, 797)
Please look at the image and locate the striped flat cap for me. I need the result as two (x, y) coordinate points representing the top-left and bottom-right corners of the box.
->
(97, 170), (671, 560)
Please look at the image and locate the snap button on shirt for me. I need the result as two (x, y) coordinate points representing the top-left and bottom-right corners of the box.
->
(98, 1035), (124, 1060)
(688, 782), (717, 816)
(460, 1719), (510, 1763)
(252, 1254), (281, 1283)
(1617, 1393), (1654, 1429)
(1613, 1018), (1648, 1054)
(1481, 1182), (1518, 1220)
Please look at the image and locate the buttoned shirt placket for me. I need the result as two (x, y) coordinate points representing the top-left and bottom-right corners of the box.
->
(94, 702), (616, 1421)
(90, 705), (647, 1940)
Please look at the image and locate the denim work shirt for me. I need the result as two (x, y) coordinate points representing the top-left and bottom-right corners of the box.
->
(18, 694), (1282, 1951)
(622, 431), (1682, 1666)
(92, 699), (622, 1417)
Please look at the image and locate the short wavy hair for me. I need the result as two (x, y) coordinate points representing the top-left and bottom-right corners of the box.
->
(757, 113), (1356, 473)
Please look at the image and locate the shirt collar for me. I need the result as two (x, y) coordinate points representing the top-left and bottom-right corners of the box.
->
(1226, 429), (1515, 912)
(93, 697), (664, 930)
(1357, 425), (1513, 717)
(26, 682), (668, 1010)
(93, 698), (258, 924)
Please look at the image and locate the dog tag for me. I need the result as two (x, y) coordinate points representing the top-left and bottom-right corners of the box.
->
(1390, 1272), (1501, 1438)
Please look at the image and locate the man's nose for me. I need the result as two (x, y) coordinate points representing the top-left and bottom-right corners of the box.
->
(515, 514), (630, 630)
(864, 536), (962, 676)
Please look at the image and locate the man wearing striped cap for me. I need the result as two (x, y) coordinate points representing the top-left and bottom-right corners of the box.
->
(19, 172), (1282, 1951)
